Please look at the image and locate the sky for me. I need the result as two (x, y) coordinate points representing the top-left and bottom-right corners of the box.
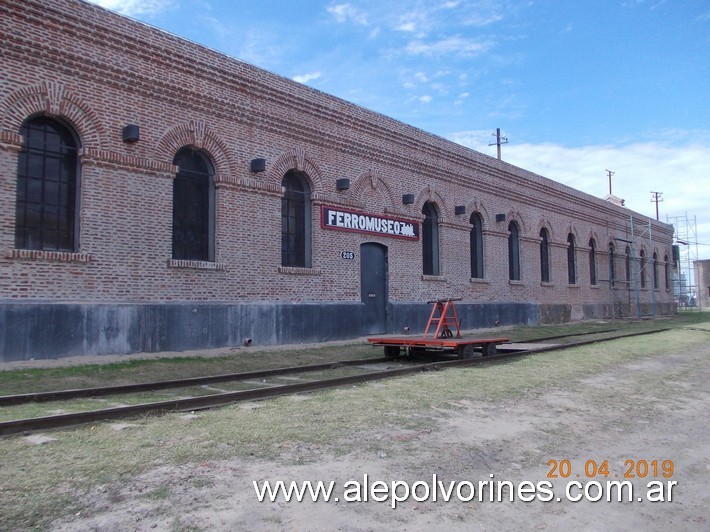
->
(87, 0), (710, 265)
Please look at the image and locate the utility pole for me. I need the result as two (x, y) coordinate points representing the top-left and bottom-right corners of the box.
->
(605, 169), (615, 195)
(489, 128), (508, 160)
(650, 191), (663, 220)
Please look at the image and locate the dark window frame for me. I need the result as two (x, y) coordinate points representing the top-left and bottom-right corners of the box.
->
(567, 234), (577, 284)
(422, 201), (440, 276)
(15, 115), (80, 251)
(470, 212), (484, 279)
(653, 252), (659, 289)
(281, 170), (312, 268)
(539, 228), (550, 283)
(589, 238), (597, 285)
(508, 221), (521, 281)
(609, 242), (616, 287)
(172, 146), (215, 261)
(640, 250), (647, 288)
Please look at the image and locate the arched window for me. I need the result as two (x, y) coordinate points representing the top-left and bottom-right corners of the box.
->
(172, 147), (215, 261)
(508, 221), (521, 281)
(609, 242), (616, 287)
(470, 212), (484, 279)
(589, 238), (597, 285)
(625, 246), (631, 285)
(15, 116), (79, 251)
(640, 250), (646, 288)
(664, 254), (670, 290)
(422, 201), (440, 276)
(567, 234), (576, 284)
(653, 252), (659, 289)
(281, 170), (311, 268)
(540, 228), (550, 283)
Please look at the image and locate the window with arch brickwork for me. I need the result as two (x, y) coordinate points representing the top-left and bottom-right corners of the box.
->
(508, 221), (521, 281)
(15, 116), (79, 251)
(567, 234), (577, 284)
(422, 201), (440, 276)
(172, 147), (215, 261)
(470, 212), (484, 279)
(540, 228), (550, 283)
(281, 170), (312, 268)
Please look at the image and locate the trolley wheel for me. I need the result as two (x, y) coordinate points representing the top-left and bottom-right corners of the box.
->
(482, 343), (497, 357)
(459, 344), (481, 360)
(409, 347), (428, 358)
(384, 346), (401, 358)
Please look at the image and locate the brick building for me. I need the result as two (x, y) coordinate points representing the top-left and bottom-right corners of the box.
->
(0, 0), (674, 361)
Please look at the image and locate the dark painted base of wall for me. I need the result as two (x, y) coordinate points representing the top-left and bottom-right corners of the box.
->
(1, 301), (367, 362)
(582, 302), (676, 320)
(0, 300), (674, 362)
(387, 302), (540, 335)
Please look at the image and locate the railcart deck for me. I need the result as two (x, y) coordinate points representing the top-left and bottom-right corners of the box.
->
(368, 298), (510, 358)
(367, 335), (511, 359)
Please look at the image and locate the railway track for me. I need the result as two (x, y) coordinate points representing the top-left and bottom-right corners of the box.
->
(0, 328), (669, 437)
(0, 357), (394, 406)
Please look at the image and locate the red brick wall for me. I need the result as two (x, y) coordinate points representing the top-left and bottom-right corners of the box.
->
(0, 0), (674, 316)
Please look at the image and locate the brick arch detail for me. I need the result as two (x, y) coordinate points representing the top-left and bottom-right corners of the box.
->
(156, 121), (233, 176)
(536, 217), (555, 241)
(268, 148), (324, 196)
(587, 230), (601, 247)
(1, 81), (104, 149)
(505, 211), (527, 235)
(414, 185), (448, 224)
(465, 201), (490, 229)
(564, 224), (581, 246)
(351, 170), (395, 209)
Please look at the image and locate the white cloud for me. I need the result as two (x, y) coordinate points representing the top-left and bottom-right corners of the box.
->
(453, 92), (470, 105)
(449, 130), (710, 257)
(419, 95), (433, 104)
(326, 3), (369, 25)
(396, 22), (417, 32)
(404, 36), (490, 57)
(86, 0), (171, 17)
(462, 12), (504, 27)
(293, 72), (322, 84)
(414, 72), (430, 83)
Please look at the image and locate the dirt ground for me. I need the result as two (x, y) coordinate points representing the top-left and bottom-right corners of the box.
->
(39, 331), (709, 532)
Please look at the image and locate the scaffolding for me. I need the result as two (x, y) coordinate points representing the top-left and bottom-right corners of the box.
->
(606, 214), (662, 319)
(667, 213), (700, 311)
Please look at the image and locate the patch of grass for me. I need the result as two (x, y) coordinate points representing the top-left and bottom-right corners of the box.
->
(190, 476), (214, 489)
(171, 520), (202, 532)
(145, 485), (171, 500)
(0, 343), (377, 395)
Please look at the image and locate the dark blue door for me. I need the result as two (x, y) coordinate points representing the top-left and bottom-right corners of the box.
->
(360, 243), (388, 334)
